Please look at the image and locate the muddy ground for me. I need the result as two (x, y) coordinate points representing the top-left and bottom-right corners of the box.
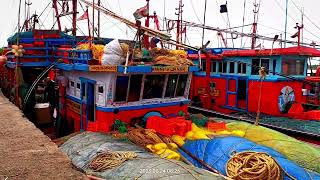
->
(0, 92), (87, 180)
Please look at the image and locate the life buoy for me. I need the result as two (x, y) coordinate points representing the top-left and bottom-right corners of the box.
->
(278, 86), (295, 113)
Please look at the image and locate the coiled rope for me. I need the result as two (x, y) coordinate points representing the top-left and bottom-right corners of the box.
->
(127, 128), (164, 147)
(226, 152), (282, 180)
(89, 151), (137, 172)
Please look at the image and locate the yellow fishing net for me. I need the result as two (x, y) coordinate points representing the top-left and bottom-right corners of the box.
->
(226, 122), (320, 173)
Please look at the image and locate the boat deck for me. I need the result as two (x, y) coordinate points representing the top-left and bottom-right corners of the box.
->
(0, 91), (86, 179)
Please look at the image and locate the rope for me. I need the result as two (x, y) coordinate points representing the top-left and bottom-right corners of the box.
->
(226, 152), (282, 180)
(127, 128), (164, 147)
(89, 151), (137, 171)
(255, 67), (267, 125)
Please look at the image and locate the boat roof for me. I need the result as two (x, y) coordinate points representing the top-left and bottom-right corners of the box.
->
(222, 46), (320, 57)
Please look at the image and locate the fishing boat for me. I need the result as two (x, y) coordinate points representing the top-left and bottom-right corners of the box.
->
(0, 1), (320, 179)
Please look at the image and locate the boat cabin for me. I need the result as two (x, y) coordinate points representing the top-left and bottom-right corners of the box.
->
(189, 46), (320, 120)
(57, 56), (198, 132)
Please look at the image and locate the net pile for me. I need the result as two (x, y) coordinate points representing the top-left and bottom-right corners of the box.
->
(60, 132), (225, 180)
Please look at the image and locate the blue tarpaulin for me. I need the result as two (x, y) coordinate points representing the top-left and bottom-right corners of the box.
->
(179, 136), (320, 180)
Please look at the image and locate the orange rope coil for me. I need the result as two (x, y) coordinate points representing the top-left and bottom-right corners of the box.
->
(226, 152), (282, 180)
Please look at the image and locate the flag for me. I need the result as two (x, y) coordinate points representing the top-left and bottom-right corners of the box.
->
(77, 10), (88, 21)
(220, 4), (228, 13)
(133, 4), (149, 19)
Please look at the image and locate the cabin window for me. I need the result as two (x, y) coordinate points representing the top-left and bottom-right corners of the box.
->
(211, 62), (217, 73)
(115, 76), (129, 102)
(251, 58), (269, 75)
(237, 63), (247, 74)
(96, 83), (105, 106)
(273, 59), (277, 75)
(98, 86), (104, 93)
(165, 74), (178, 98)
(251, 59), (260, 75)
(75, 82), (81, 97)
(229, 62), (235, 73)
(176, 74), (188, 97)
(70, 81), (75, 88)
(282, 59), (305, 75)
(128, 74), (143, 102)
(218, 62), (227, 73)
(143, 75), (166, 99)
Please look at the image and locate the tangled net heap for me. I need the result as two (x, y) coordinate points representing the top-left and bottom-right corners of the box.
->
(226, 152), (282, 180)
(89, 151), (137, 172)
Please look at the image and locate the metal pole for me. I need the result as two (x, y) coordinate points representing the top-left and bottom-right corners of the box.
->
(251, 0), (258, 49)
(72, 0), (77, 36)
(284, 0), (288, 48)
(92, 0), (95, 42)
(16, 0), (22, 106)
(98, 0), (100, 38)
(201, 0), (207, 47)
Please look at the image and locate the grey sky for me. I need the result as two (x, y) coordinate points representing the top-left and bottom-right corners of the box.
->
(1, 0), (320, 49)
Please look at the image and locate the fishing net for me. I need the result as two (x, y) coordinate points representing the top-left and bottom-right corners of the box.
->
(60, 132), (224, 180)
(259, 117), (320, 134)
(226, 121), (320, 173)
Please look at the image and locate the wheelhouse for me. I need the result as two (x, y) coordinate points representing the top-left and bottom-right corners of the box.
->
(189, 46), (320, 120)
(58, 61), (198, 132)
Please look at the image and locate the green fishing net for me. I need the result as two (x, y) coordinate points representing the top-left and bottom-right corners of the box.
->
(260, 117), (320, 134)
(227, 121), (320, 173)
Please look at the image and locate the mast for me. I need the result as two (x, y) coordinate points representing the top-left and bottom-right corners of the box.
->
(97, 0), (100, 38)
(72, 0), (77, 36)
(92, 0), (95, 41)
(201, 0), (207, 47)
(53, 0), (61, 31)
(53, 0), (78, 35)
(175, 0), (183, 49)
(251, 0), (259, 49)
(144, 0), (150, 48)
(284, 0), (288, 48)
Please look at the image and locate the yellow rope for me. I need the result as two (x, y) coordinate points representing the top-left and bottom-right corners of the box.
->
(226, 152), (282, 180)
(89, 151), (137, 172)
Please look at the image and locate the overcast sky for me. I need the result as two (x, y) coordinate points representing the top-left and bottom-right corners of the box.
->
(1, 0), (320, 49)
